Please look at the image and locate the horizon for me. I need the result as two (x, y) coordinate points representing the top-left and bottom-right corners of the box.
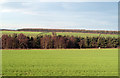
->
(0, 2), (118, 31)
(1, 28), (119, 31)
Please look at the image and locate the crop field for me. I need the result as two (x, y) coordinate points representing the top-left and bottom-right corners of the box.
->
(1, 31), (118, 38)
(2, 49), (118, 76)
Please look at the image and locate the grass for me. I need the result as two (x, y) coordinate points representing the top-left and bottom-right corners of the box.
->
(1, 31), (52, 37)
(57, 32), (118, 38)
(1, 31), (118, 38)
(2, 49), (118, 76)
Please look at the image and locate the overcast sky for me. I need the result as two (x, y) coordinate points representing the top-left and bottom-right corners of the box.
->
(0, 1), (118, 31)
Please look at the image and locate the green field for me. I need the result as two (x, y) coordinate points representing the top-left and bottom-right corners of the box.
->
(1, 31), (118, 38)
(2, 49), (118, 76)
(1, 31), (52, 37)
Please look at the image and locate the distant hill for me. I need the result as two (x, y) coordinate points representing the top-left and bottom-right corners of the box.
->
(17, 28), (118, 35)
(0, 29), (16, 31)
(1, 28), (118, 35)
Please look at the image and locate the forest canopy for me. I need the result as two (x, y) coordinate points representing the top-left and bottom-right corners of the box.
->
(1, 33), (120, 49)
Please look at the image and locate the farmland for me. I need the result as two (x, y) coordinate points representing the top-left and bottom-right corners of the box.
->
(2, 49), (118, 76)
(1, 31), (118, 38)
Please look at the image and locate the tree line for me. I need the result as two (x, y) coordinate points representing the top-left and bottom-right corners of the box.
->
(1, 33), (120, 49)
(18, 28), (118, 34)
